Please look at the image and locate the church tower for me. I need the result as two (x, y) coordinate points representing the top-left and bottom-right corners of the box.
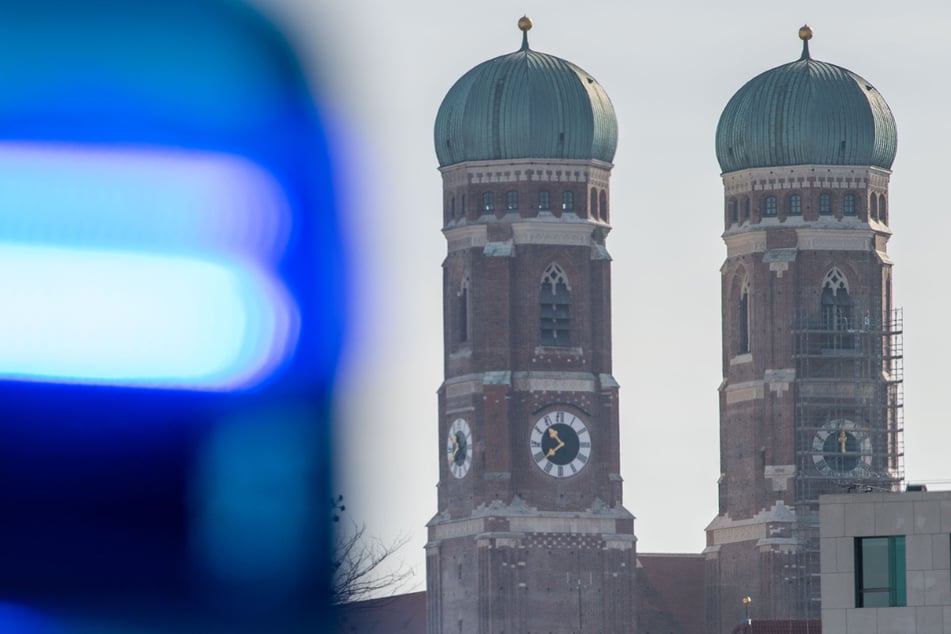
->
(426, 18), (636, 634)
(705, 27), (903, 632)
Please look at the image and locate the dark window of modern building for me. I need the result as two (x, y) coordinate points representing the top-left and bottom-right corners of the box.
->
(562, 191), (574, 212)
(539, 190), (551, 211)
(599, 190), (608, 220)
(482, 191), (494, 212)
(765, 196), (777, 217)
(820, 193), (832, 215)
(506, 190), (518, 210)
(540, 264), (571, 346)
(738, 280), (750, 354)
(844, 193), (856, 216)
(855, 536), (906, 608)
(789, 194), (802, 215)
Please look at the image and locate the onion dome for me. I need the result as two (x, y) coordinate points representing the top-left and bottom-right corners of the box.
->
(434, 17), (617, 167)
(715, 25), (897, 174)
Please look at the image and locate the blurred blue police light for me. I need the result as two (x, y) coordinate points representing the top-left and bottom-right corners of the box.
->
(0, 144), (298, 390)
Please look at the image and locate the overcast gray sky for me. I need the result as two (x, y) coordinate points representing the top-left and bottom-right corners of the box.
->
(258, 0), (951, 595)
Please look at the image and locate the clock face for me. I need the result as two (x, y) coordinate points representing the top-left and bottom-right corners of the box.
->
(812, 419), (872, 477)
(446, 418), (472, 479)
(530, 410), (590, 478)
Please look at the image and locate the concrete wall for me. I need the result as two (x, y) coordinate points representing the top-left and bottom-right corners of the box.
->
(820, 490), (951, 633)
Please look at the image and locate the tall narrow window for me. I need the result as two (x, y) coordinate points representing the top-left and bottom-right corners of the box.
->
(764, 196), (777, 217)
(738, 278), (750, 354)
(729, 199), (738, 225)
(880, 195), (888, 224)
(538, 190), (551, 211)
(821, 268), (853, 350)
(540, 264), (571, 346)
(562, 191), (574, 211)
(450, 196), (456, 220)
(789, 194), (802, 216)
(458, 277), (469, 344)
(590, 189), (598, 218)
(870, 194), (879, 221)
(599, 190), (608, 220)
(843, 193), (856, 216)
(855, 536), (906, 607)
(482, 191), (494, 212)
(820, 193), (832, 215)
(461, 194), (466, 218)
(506, 190), (518, 210)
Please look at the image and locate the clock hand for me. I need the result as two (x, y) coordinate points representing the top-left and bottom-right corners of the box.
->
(545, 428), (566, 457)
(450, 434), (460, 462)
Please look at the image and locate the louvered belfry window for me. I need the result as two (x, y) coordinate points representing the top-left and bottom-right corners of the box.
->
(540, 264), (571, 346)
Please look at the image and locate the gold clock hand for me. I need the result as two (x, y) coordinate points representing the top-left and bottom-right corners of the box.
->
(450, 434), (460, 462)
(545, 428), (566, 457)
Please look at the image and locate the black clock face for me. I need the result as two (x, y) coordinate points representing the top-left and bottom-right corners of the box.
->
(821, 430), (860, 472)
(447, 418), (472, 478)
(530, 410), (590, 478)
(812, 420), (872, 476)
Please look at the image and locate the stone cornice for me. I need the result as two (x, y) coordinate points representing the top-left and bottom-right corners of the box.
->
(722, 164), (892, 196)
(723, 226), (883, 258)
(439, 158), (613, 188)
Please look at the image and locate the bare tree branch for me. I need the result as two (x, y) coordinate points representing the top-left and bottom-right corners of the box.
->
(331, 497), (414, 605)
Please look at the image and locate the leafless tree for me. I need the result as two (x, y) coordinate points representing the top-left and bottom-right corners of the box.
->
(331, 496), (414, 605)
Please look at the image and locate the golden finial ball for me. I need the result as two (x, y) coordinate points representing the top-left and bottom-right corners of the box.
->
(518, 16), (533, 32)
(799, 24), (813, 41)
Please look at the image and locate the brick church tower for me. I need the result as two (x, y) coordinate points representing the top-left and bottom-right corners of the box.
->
(426, 17), (637, 634)
(705, 26), (904, 632)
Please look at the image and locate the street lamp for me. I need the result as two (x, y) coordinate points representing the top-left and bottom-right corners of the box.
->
(742, 596), (752, 629)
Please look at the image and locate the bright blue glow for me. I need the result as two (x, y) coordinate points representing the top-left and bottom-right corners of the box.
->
(0, 245), (298, 390)
(191, 406), (318, 597)
(0, 143), (301, 390)
(0, 603), (67, 634)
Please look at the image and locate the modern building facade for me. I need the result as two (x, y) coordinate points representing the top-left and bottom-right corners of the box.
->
(820, 490), (951, 633)
(705, 26), (904, 633)
(426, 17), (637, 634)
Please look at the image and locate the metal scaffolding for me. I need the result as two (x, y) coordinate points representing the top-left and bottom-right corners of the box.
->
(789, 306), (904, 618)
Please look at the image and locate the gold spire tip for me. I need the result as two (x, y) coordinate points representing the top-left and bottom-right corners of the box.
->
(799, 24), (813, 41)
(518, 16), (533, 32)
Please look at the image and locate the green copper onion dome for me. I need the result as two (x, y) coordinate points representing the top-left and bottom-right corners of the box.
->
(435, 17), (617, 167)
(715, 26), (897, 174)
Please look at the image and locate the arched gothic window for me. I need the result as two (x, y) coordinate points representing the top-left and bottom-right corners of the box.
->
(821, 268), (853, 349)
(738, 276), (751, 354)
(789, 194), (802, 216)
(458, 276), (470, 343)
(540, 264), (571, 346)
(843, 193), (856, 216)
(562, 191), (574, 212)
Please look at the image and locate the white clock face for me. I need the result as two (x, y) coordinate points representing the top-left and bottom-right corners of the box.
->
(447, 418), (472, 479)
(812, 419), (872, 477)
(530, 409), (590, 478)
